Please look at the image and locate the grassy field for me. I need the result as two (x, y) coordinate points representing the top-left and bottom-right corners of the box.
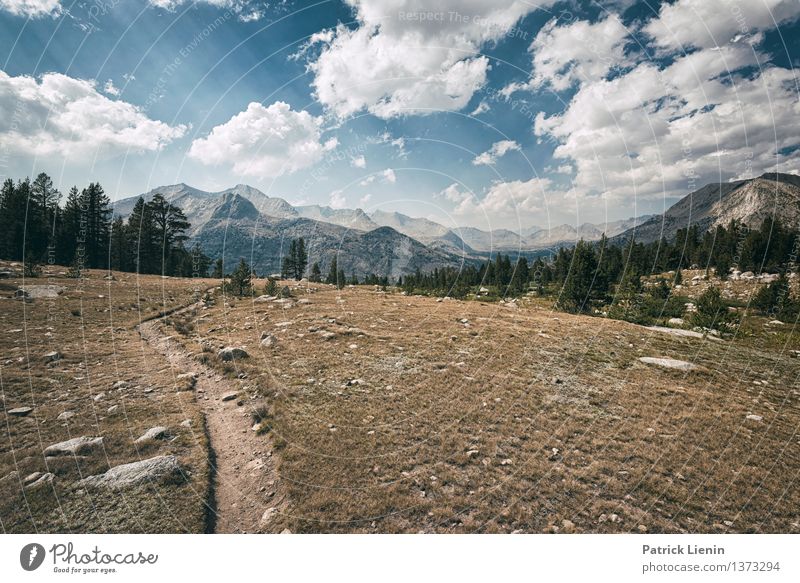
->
(3, 263), (799, 534)
(165, 279), (800, 533)
(0, 262), (217, 533)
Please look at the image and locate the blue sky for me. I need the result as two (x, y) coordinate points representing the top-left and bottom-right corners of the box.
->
(1, 0), (799, 231)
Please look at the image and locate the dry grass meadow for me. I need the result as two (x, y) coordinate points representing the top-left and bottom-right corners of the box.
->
(167, 278), (800, 534)
(0, 261), (217, 533)
(2, 262), (799, 533)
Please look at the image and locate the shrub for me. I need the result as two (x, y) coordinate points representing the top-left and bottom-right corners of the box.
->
(691, 286), (738, 332)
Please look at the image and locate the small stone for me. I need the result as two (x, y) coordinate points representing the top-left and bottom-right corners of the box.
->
(746, 414), (763, 422)
(25, 472), (54, 489)
(7, 407), (33, 417)
(218, 346), (249, 361)
(561, 519), (576, 533)
(44, 351), (62, 363)
(222, 391), (239, 402)
(134, 426), (170, 444)
(57, 411), (75, 421)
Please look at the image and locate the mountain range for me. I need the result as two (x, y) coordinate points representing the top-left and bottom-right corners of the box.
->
(613, 172), (800, 244)
(111, 171), (799, 276)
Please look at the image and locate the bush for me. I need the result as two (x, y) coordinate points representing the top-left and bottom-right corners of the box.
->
(690, 286), (738, 332)
(264, 278), (278, 296)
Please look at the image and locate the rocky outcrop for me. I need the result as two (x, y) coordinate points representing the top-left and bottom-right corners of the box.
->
(79, 455), (184, 489)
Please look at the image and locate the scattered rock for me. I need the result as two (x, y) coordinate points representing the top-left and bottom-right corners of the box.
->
(561, 519), (576, 533)
(134, 426), (171, 444)
(638, 357), (703, 371)
(260, 507), (278, 527)
(746, 414), (763, 422)
(79, 455), (184, 489)
(57, 411), (75, 421)
(7, 407), (33, 417)
(107, 405), (119, 415)
(25, 472), (54, 489)
(260, 333), (278, 348)
(44, 351), (62, 363)
(44, 436), (104, 456)
(17, 285), (65, 299)
(218, 346), (249, 361)
(222, 391), (239, 402)
(180, 419), (192, 428)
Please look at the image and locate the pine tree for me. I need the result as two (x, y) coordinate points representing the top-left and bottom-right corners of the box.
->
(57, 186), (83, 266)
(295, 237), (308, 279)
(282, 240), (297, 279)
(309, 262), (322, 282)
(212, 258), (224, 278)
(556, 240), (598, 313)
(82, 182), (112, 269)
(227, 258), (253, 297)
(326, 256), (338, 284)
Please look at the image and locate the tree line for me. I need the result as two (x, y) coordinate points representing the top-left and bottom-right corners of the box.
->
(399, 217), (800, 322)
(0, 173), (209, 277)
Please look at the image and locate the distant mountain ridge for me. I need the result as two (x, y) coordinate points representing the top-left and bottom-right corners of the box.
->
(614, 172), (800, 244)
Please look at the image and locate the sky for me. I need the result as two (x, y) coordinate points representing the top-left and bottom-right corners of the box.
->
(1, 0), (799, 233)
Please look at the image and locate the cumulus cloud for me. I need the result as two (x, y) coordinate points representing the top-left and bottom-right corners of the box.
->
(359, 193), (372, 206)
(188, 101), (336, 177)
(329, 189), (346, 209)
(472, 140), (520, 166)
(0, 0), (60, 17)
(470, 100), (490, 116)
(534, 39), (800, 205)
(439, 178), (553, 221)
(309, 0), (553, 119)
(527, 16), (630, 91)
(351, 155), (366, 168)
(0, 70), (185, 158)
(644, 0), (800, 50)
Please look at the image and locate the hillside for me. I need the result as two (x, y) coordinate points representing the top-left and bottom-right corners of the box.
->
(616, 173), (800, 244)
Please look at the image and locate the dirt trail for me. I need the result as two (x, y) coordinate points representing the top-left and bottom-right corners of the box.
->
(138, 306), (287, 533)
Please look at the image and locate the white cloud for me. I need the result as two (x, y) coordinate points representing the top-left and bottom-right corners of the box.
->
(309, 0), (553, 119)
(534, 40), (800, 205)
(147, 0), (263, 21)
(0, 0), (60, 17)
(0, 70), (185, 158)
(329, 189), (346, 209)
(472, 140), (520, 166)
(470, 100), (490, 116)
(103, 79), (120, 97)
(188, 101), (336, 177)
(360, 168), (395, 186)
(644, 0), (800, 50)
(351, 155), (366, 168)
(439, 183), (472, 204)
(526, 16), (631, 91)
(359, 193), (372, 207)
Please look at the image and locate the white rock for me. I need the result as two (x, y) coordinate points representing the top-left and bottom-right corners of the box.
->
(44, 436), (104, 456)
(134, 426), (170, 444)
(57, 411), (75, 421)
(746, 414), (763, 422)
(79, 455), (184, 489)
(638, 357), (702, 371)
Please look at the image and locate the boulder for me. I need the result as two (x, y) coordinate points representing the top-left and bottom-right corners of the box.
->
(218, 346), (249, 361)
(134, 426), (171, 444)
(260, 333), (278, 348)
(221, 391), (239, 402)
(79, 455), (184, 489)
(57, 411), (75, 421)
(44, 436), (104, 457)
